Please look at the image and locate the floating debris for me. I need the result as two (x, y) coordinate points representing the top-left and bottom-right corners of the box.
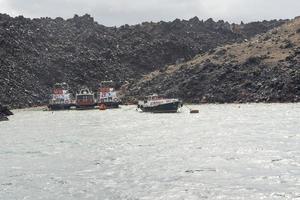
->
(190, 109), (199, 114)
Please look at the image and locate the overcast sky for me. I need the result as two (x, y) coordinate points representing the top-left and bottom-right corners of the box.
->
(0, 0), (299, 26)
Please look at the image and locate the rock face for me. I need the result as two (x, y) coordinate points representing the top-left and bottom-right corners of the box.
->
(128, 17), (300, 103)
(0, 104), (13, 121)
(0, 13), (286, 108)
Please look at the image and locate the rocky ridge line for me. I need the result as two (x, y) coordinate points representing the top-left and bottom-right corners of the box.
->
(127, 17), (300, 103)
(0, 13), (287, 107)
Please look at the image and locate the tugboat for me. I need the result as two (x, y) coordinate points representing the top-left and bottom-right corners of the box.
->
(97, 81), (121, 109)
(48, 83), (73, 110)
(75, 87), (96, 109)
(137, 94), (183, 113)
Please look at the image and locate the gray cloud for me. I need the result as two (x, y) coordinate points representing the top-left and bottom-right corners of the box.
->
(0, 0), (299, 26)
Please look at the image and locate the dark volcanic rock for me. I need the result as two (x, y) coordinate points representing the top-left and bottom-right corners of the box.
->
(127, 18), (300, 103)
(0, 13), (287, 107)
(0, 104), (13, 121)
(0, 113), (9, 121)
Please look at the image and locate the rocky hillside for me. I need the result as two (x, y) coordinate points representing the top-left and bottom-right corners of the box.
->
(0, 13), (286, 107)
(128, 17), (300, 103)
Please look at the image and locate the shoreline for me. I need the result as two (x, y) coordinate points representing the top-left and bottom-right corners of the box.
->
(9, 102), (300, 112)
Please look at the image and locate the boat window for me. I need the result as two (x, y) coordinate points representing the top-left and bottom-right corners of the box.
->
(87, 95), (94, 100)
(77, 95), (94, 100)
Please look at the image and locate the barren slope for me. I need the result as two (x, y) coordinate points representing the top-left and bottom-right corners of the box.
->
(128, 17), (300, 103)
(0, 14), (285, 107)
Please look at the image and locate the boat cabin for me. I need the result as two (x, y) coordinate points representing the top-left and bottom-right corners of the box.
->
(49, 82), (72, 104)
(98, 81), (120, 103)
(76, 88), (95, 107)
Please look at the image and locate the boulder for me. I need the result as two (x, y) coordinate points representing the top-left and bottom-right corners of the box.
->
(0, 113), (9, 121)
(0, 104), (13, 121)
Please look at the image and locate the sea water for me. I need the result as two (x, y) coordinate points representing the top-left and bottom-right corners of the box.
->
(0, 104), (299, 200)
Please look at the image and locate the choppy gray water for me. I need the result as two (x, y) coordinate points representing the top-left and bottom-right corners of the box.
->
(0, 104), (300, 200)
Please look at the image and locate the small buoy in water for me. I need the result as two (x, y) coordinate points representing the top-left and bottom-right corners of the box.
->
(99, 104), (107, 111)
(190, 109), (199, 114)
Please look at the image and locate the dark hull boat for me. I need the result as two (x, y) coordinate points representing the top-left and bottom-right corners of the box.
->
(48, 83), (73, 110)
(139, 101), (182, 113)
(76, 105), (96, 110)
(100, 101), (120, 109)
(138, 94), (182, 113)
(97, 81), (121, 109)
(48, 104), (71, 110)
(76, 88), (96, 109)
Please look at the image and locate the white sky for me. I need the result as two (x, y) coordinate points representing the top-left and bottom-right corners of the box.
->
(0, 0), (299, 26)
